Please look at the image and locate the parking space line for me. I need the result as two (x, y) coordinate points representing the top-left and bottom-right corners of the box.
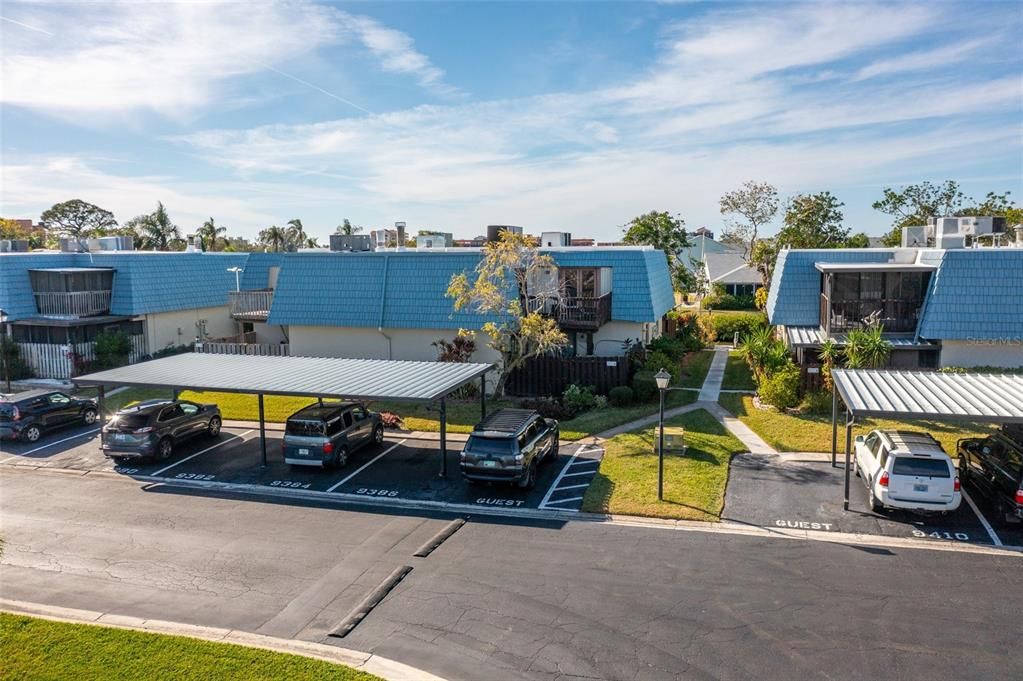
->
(567, 458), (600, 468)
(326, 439), (407, 493)
(556, 483), (591, 491)
(1, 428), (100, 460)
(962, 489), (1003, 547)
(538, 446), (594, 509)
(543, 496), (584, 506)
(151, 430), (254, 477)
(561, 470), (596, 478)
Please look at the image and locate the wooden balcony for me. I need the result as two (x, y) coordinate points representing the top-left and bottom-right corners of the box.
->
(228, 289), (273, 321)
(33, 290), (111, 317)
(526, 293), (612, 331)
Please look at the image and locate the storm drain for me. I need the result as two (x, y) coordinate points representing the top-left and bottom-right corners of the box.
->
(413, 518), (466, 558)
(328, 565), (413, 639)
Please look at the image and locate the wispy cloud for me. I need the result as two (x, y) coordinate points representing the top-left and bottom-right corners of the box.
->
(854, 39), (987, 81)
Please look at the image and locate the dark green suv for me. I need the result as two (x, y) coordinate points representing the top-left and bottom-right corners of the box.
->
(460, 409), (559, 489)
(958, 426), (1023, 524)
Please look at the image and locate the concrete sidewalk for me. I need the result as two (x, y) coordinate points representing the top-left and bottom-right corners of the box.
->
(697, 346), (731, 403)
(1, 598), (447, 681)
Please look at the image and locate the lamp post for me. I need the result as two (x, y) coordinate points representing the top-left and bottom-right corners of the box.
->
(227, 267), (242, 292)
(654, 367), (671, 501)
(0, 308), (10, 394)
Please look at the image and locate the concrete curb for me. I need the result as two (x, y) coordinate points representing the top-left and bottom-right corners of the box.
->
(0, 598), (447, 681)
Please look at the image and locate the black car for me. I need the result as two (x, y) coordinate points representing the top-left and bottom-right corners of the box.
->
(958, 426), (1023, 524)
(460, 408), (559, 489)
(0, 390), (99, 443)
(101, 399), (222, 462)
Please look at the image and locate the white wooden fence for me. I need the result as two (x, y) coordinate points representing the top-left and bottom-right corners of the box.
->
(19, 334), (147, 379)
(194, 339), (290, 357)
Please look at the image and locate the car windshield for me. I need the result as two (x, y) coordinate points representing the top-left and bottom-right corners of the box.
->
(286, 420), (325, 437)
(0, 404), (16, 420)
(112, 413), (150, 430)
(892, 457), (950, 478)
(466, 436), (515, 456)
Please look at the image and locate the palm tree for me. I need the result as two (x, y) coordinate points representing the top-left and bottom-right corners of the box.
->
(285, 219), (306, 249)
(818, 338), (842, 391)
(140, 201), (180, 251)
(738, 326), (788, 382)
(335, 218), (361, 235)
(197, 217), (226, 252)
(304, 236), (319, 248)
(844, 326), (892, 369)
(258, 225), (288, 252)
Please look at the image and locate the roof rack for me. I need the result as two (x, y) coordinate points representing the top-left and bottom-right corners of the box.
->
(473, 408), (536, 436)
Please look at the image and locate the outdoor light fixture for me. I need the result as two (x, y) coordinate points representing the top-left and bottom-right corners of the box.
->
(0, 308), (9, 393)
(654, 367), (676, 501)
(227, 266), (242, 292)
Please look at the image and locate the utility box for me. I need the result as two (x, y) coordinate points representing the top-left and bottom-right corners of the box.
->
(662, 427), (687, 454)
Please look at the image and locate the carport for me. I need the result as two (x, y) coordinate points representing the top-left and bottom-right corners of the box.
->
(830, 368), (1023, 510)
(74, 353), (493, 477)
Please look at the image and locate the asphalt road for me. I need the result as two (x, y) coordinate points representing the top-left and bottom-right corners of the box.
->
(2, 467), (1020, 681)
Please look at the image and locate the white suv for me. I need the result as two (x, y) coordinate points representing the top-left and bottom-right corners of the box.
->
(854, 430), (961, 514)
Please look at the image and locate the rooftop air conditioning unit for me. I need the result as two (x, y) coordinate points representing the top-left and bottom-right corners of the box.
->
(329, 234), (373, 252)
(59, 237), (88, 253)
(902, 225), (928, 248)
(540, 231), (572, 247)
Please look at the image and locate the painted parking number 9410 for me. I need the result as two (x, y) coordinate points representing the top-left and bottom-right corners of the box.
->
(912, 529), (970, 541)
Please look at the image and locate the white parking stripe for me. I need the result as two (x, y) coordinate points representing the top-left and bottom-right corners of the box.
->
(543, 496), (584, 505)
(2, 427), (100, 460)
(567, 458), (600, 467)
(561, 470), (596, 478)
(152, 430), (254, 477)
(554, 483), (591, 491)
(538, 446), (594, 509)
(326, 439), (407, 493)
(962, 489), (1003, 547)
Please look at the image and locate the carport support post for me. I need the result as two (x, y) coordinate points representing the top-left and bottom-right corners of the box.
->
(831, 383), (838, 468)
(480, 375), (486, 421)
(843, 410), (854, 511)
(258, 393), (267, 467)
(439, 398), (447, 478)
(97, 385), (105, 428)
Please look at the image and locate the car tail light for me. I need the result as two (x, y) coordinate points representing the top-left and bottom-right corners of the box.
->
(322, 441), (334, 454)
(133, 427), (153, 434)
(878, 471), (889, 488)
(953, 476), (960, 492)
(1016, 489), (1023, 506)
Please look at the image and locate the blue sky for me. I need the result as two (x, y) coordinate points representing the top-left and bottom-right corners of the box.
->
(2, 1), (1021, 243)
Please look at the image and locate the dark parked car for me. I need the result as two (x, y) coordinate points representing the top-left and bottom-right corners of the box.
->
(460, 408), (559, 489)
(101, 399), (222, 462)
(958, 426), (1023, 524)
(0, 390), (98, 443)
(282, 402), (383, 469)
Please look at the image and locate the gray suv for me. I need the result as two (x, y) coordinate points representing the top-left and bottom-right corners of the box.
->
(283, 402), (383, 469)
(101, 399), (222, 462)
(460, 409), (559, 489)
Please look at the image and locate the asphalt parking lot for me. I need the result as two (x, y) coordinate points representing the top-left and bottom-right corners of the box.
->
(0, 424), (601, 513)
(724, 453), (1023, 548)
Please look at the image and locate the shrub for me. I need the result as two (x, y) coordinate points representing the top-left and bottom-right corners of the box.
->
(738, 326), (789, 381)
(562, 383), (597, 416)
(647, 335), (687, 362)
(608, 385), (634, 407)
(643, 350), (677, 380)
(150, 343), (192, 360)
(757, 363), (801, 410)
(710, 312), (768, 342)
(94, 331), (133, 369)
(695, 314), (717, 346)
(754, 286), (769, 310)
(0, 336), (33, 381)
(519, 397), (573, 420)
(667, 311), (710, 351)
(632, 370), (658, 402)
(593, 395), (608, 410)
(379, 411), (405, 429)
(801, 389), (832, 416)
(702, 284), (756, 311)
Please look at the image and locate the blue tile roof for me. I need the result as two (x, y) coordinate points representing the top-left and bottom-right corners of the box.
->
(766, 249), (898, 326)
(916, 250), (1023, 340)
(267, 248), (674, 329)
(240, 252), (283, 290)
(0, 253), (79, 321)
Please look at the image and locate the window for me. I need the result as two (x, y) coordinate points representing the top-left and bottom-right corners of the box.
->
(342, 411), (353, 429)
(158, 406), (183, 422)
(352, 407), (367, 422)
(179, 403), (199, 416)
(286, 420), (325, 436)
(865, 433), (881, 456)
(878, 445), (890, 469)
(892, 457), (951, 478)
(325, 416), (343, 436)
(48, 393), (71, 405)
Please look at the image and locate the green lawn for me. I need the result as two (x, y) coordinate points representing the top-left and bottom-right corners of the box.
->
(676, 350), (714, 389)
(0, 613), (380, 681)
(720, 352), (756, 391)
(559, 390), (697, 440)
(581, 409), (744, 521)
(718, 393), (995, 455)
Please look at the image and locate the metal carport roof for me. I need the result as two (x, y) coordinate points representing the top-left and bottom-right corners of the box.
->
(832, 369), (1023, 423)
(829, 368), (1023, 510)
(74, 353), (492, 403)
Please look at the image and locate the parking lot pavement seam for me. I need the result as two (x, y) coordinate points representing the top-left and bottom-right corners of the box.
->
(0, 599), (448, 681)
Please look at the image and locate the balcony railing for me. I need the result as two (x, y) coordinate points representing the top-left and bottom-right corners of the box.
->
(526, 293), (612, 330)
(228, 289), (273, 321)
(33, 290), (111, 317)
(821, 294), (922, 334)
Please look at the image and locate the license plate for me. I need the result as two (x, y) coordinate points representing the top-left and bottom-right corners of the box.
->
(482, 460), (497, 468)
(299, 448), (309, 455)
(113, 433), (129, 442)
(914, 484), (928, 492)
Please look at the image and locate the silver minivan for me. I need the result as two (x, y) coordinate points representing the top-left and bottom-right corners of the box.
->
(282, 402), (383, 469)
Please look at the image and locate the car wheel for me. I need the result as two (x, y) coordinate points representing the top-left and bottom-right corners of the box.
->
(24, 425), (42, 443)
(157, 438), (173, 461)
(207, 416), (222, 437)
(82, 408), (98, 425)
(335, 446), (349, 468)
(868, 485), (882, 513)
(518, 461), (537, 489)
(373, 424), (384, 446)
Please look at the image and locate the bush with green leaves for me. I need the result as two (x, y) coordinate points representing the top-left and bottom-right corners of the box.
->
(643, 350), (677, 381)
(754, 286), (769, 310)
(710, 312), (768, 342)
(757, 362), (801, 410)
(647, 335), (687, 361)
(593, 395), (608, 410)
(608, 385), (634, 407)
(667, 310), (711, 350)
(562, 383), (597, 416)
(94, 330), (133, 369)
(800, 389), (832, 416)
(738, 326), (789, 381)
(844, 326), (892, 369)
(0, 335), (33, 381)
(632, 370), (658, 402)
